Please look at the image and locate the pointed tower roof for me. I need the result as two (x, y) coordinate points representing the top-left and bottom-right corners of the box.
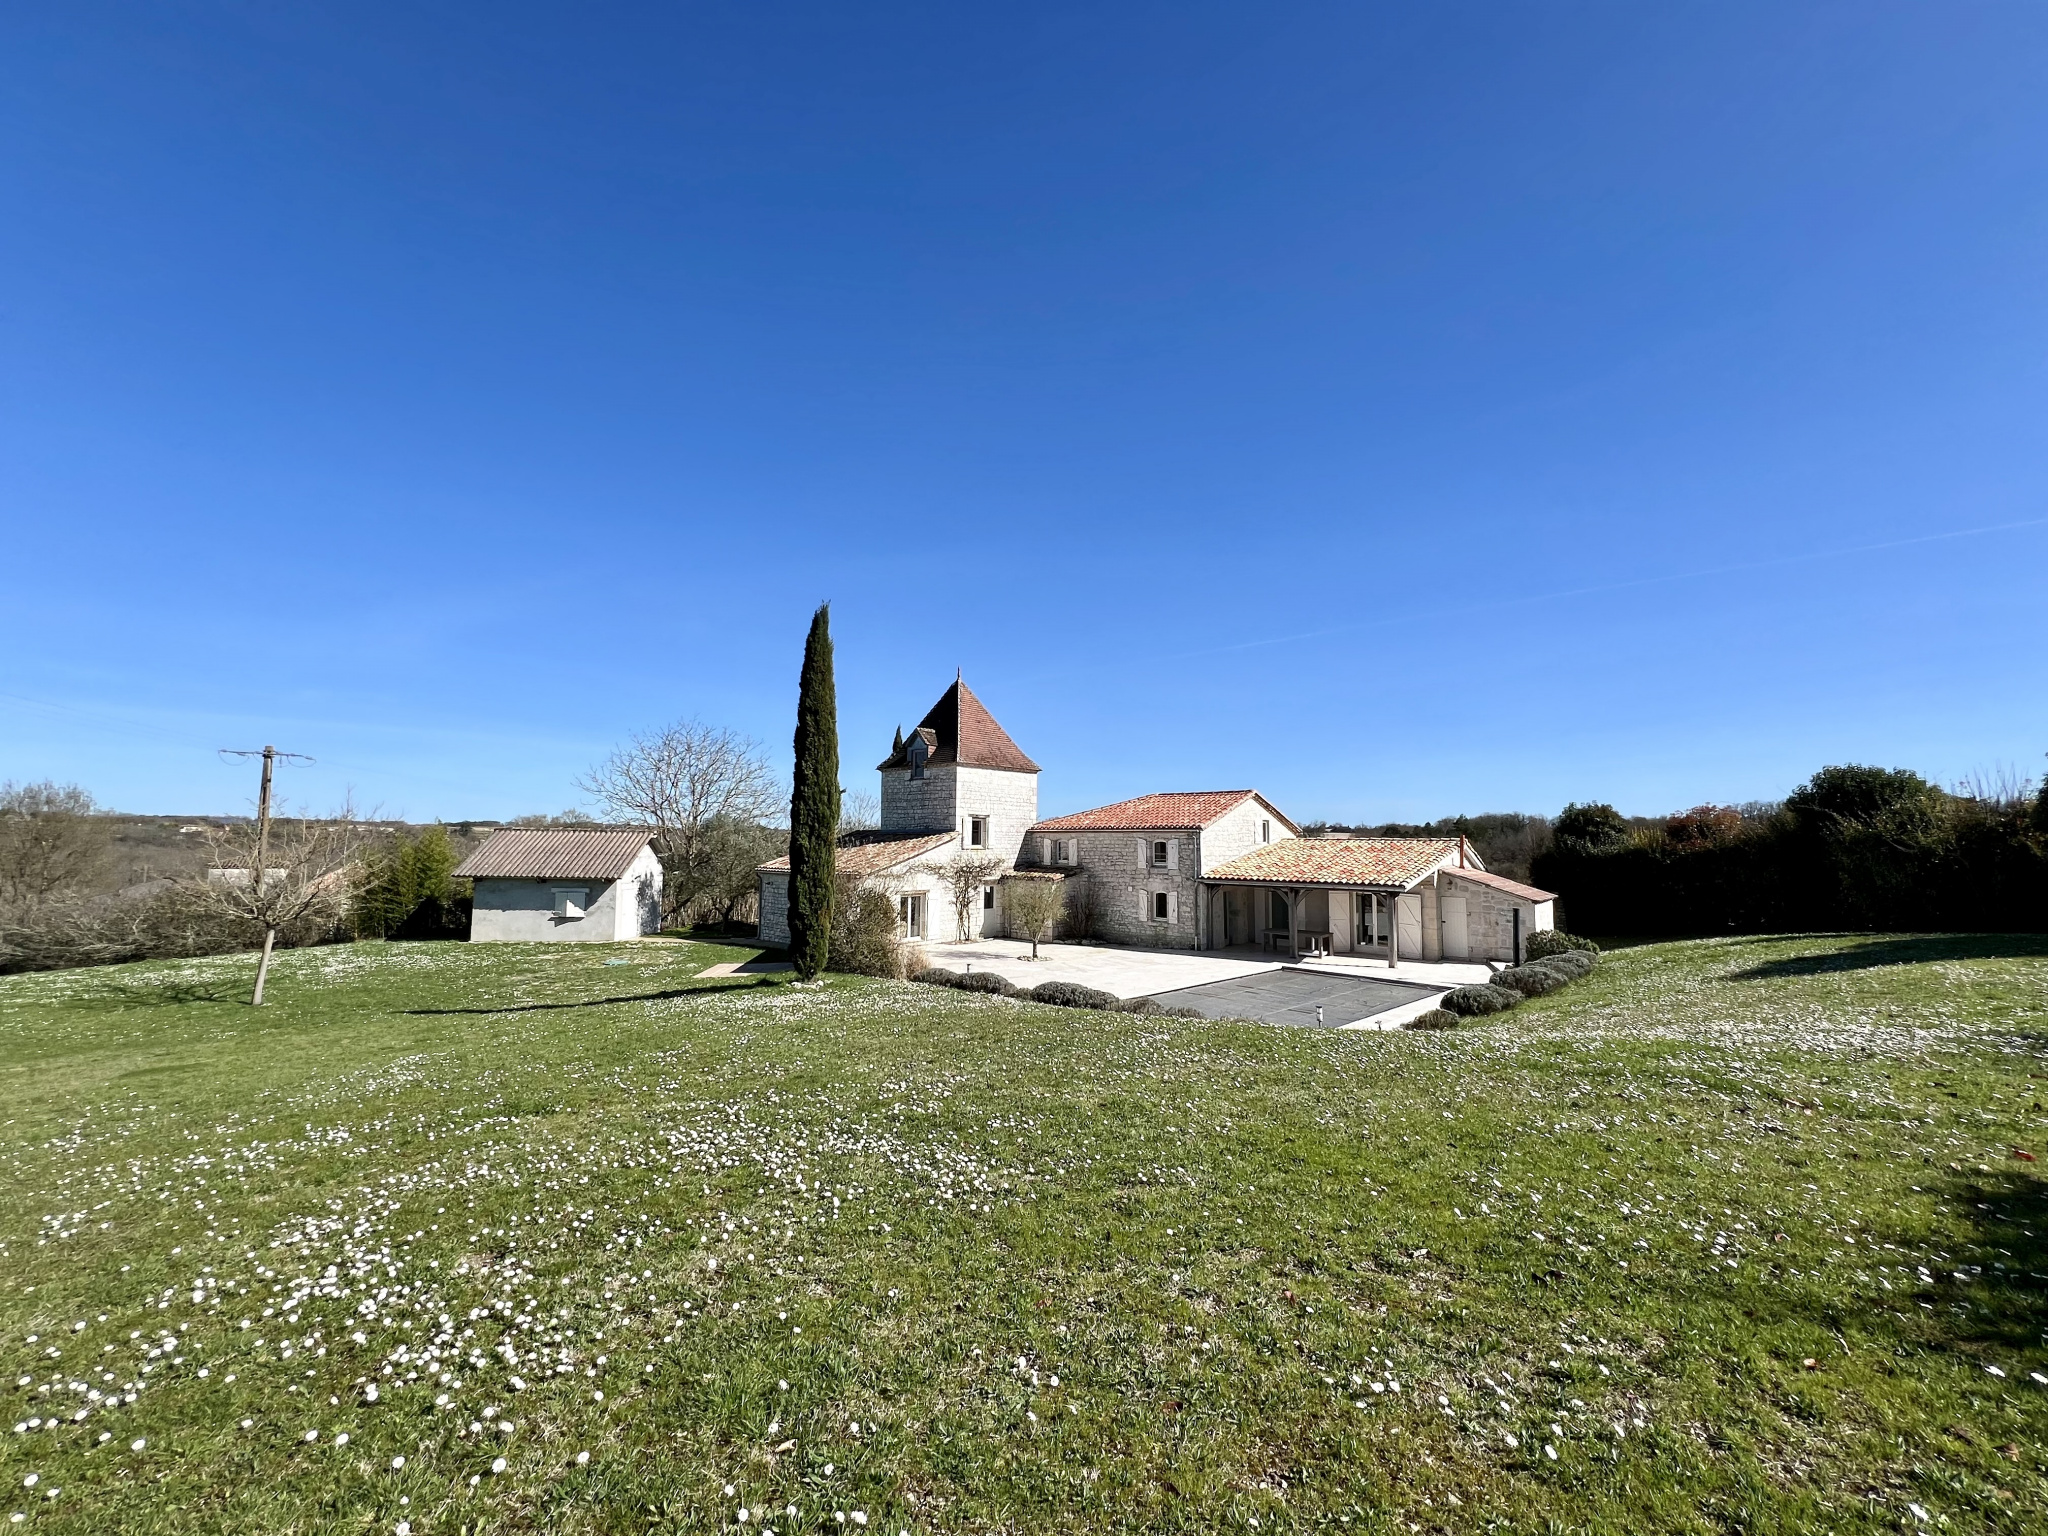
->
(876, 679), (1039, 773)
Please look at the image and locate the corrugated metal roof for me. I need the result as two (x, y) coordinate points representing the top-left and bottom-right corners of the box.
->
(1204, 837), (1462, 889)
(453, 827), (656, 881)
(757, 829), (955, 879)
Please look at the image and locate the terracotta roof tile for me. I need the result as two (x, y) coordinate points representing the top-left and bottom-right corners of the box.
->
(453, 827), (657, 881)
(1030, 791), (1294, 835)
(1445, 866), (1557, 903)
(1204, 838), (1461, 889)
(877, 680), (1039, 774)
(758, 829), (955, 879)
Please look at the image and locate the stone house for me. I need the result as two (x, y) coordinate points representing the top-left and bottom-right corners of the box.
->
(1020, 790), (1299, 948)
(1199, 837), (1555, 963)
(756, 678), (1038, 947)
(455, 826), (664, 942)
(755, 676), (1557, 961)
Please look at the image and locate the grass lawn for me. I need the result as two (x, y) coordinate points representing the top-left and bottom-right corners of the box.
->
(2, 933), (2046, 1534)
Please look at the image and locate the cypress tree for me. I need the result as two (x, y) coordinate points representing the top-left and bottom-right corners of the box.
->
(786, 602), (840, 978)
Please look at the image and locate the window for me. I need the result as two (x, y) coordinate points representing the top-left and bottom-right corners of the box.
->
(968, 815), (988, 849)
(552, 887), (588, 919)
(1152, 890), (1170, 922)
(1354, 892), (1383, 944)
(1047, 838), (1076, 866)
(1260, 819), (1272, 843)
(982, 884), (997, 911)
(898, 893), (926, 940)
(1150, 840), (1169, 867)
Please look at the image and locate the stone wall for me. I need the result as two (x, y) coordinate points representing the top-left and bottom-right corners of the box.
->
(1043, 829), (1200, 949)
(1440, 874), (1555, 962)
(880, 765), (958, 833)
(757, 870), (790, 948)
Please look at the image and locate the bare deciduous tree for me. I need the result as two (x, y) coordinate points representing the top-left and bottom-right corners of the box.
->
(940, 854), (1008, 942)
(579, 721), (780, 921)
(0, 781), (109, 904)
(839, 789), (881, 832)
(184, 808), (369, 1005)
(1002, 872), (1066, 960)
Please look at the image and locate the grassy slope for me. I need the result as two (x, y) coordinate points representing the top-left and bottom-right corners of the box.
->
(1, 934), (2045, 1535)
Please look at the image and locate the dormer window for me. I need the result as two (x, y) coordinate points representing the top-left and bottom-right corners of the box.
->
(907, 733), (929, 781)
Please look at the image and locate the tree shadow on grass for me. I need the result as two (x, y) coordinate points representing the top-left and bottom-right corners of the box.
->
(1925, 1167), (2048, 1366)
(1729, 933), (2048, 980)
(90, 979), (233, 1007)
(403, 973), (786, 1016)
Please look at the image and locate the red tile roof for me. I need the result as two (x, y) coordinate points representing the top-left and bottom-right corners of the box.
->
(1030, 790), (1296, 835)
(877, 679), (1039, 774)
(1204, 837), (1461, 889)
(757, 829), (955, 879)
(1446, 866), (1557, 903)
(453, 827), (657, 881)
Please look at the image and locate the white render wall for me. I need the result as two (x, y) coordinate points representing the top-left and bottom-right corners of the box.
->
(470, 846), (662, 942)
(950, 766), (1038, 867)
(1197, 796), (1295, 874)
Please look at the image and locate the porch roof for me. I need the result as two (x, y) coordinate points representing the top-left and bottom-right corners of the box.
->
(1203, 837), (1460, 890)
(758, 829), (954, 879)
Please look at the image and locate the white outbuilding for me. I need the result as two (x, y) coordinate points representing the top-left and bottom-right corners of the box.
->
(454, 827), (664, 942)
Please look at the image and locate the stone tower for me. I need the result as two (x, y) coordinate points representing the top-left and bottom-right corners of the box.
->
(877, 679), (1040, 868)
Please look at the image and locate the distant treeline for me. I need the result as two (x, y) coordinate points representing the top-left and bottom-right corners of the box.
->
(1304, 812), (1552, 882)
(1530, 767), (2048, 936)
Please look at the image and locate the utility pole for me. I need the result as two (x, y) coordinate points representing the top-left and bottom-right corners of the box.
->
(219, 744), (314, 1004)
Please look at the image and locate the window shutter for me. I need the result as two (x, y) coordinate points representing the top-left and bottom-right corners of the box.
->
(1168, 891), (1179, 923)
(1040, 837), (1051, 864)
(1166, 840), (1179, 872)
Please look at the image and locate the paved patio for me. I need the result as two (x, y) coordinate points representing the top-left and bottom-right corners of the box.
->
(916, 938), (1281, 998)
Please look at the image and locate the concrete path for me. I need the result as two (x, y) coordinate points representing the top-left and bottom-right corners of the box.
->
(916, 938), (1281, 999)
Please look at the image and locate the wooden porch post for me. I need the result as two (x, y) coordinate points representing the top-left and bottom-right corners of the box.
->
(1286, 886), (1300, 960)
(1388, 890), (1399, 973)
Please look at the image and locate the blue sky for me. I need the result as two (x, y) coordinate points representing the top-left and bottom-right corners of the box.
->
(3, 2), (2045, 824)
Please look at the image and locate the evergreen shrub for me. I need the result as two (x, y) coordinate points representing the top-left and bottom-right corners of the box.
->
(957, 970), (1021, 997)
(1402, 1008), (1460, 1030)
(1493, 963), (1568, 997)
(1029, 980), (1121, 1011)
(1525, 930), (1601, 961)
(1441, 983), (1521, 1016)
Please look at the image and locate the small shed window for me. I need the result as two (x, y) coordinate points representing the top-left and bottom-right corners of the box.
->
(552, 887), (588, 919)
(982, 884), (996, 910)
